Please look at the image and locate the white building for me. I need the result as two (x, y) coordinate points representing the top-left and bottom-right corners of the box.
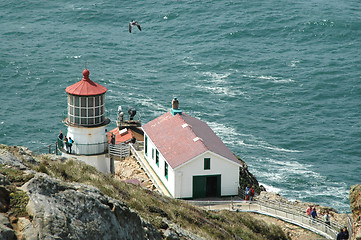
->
(142, 98), (242, 198)
(60, 69), (111, 173)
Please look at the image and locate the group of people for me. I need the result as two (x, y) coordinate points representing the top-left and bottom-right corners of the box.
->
(58, 131), (74, 154)
(306, 205), (349, 239)
(244, 185), (255, 201)
(306, 206), (319, 223)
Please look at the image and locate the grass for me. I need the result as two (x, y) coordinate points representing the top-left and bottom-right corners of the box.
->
(0, 165), (32, 218)
(0, 145), (290, 239)
(25, 156), (290, 240)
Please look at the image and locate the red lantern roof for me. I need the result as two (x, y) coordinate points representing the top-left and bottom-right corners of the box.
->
(65, 69), (107, 96)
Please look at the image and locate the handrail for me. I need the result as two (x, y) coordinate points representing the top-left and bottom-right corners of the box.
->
(129, 143), (164, 195)
(190, 199), (338, 239)
(57, 137), (108, 156)
(255, 197), (344, 230)
(347, 215), (353, 239)
(33, 142), (57, 154)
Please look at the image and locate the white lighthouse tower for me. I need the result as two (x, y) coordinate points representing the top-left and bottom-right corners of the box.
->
(62, 68), (111, 173)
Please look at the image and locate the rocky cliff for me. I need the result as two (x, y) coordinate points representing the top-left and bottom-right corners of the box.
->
(350, 184), (361, 240)
(0, 145), (290, 240)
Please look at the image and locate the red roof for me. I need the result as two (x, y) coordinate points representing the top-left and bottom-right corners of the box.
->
(142, 112), (241, 169)
(107, 127), (143, 144)
(65, 69), (107, 96)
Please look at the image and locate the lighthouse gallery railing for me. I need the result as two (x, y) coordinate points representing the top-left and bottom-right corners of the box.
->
(57, 138), (108, 156)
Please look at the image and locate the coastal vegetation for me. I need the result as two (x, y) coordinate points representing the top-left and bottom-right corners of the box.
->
(0, 144), (291, 239)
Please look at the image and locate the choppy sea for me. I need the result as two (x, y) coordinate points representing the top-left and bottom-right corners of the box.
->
(1, 0), (360, 213)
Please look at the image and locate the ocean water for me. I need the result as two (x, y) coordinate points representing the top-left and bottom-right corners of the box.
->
(1, 0), (360, 213)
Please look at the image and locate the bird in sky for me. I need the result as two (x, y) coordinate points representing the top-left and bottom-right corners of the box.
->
(129, 20), (141, 33)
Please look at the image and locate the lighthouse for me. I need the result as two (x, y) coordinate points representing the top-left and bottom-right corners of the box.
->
(62, 69), (111, 173)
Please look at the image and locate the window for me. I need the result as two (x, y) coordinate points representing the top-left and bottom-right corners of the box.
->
(164, 162), (168, 180)
(204, 158), (210, 170)
(144, 135), (148, 156)
(156, 150), (159, 167)
(67, 94), (106, 126)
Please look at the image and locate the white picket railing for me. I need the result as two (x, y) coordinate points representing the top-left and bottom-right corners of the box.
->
(189, 199), (340, 240)
(109, 143), (130, 158)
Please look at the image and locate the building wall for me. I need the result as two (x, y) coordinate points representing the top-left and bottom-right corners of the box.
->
(144, 133), (240, 199)
(62, 153), (110, 173)
(175, 152), (240, 198)
(67, 125), (108, 155)
(144, 134), (175, 197)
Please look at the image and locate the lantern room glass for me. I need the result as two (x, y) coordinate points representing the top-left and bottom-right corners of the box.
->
(68, 94), (105, 126)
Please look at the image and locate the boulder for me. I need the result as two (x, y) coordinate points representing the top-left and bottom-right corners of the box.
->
(0, 213), (16, 240)
(0, 148), (28, 170)
(20, 173), (162, 240)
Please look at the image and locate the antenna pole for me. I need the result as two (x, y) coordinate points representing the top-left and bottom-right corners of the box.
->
(85, 57), (87, 69)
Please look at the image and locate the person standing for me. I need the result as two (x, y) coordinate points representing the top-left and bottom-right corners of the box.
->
(64, 136), (69, 153)
(245, 185), (250, 201)
(306, 206), (312, 217)
(336, 228), (345, 240)
(343, 227), (349, 240)
(58, 131), (63, 140)
(324, 211), (331, 226)
(311, 207), (317, 223)
(249, 186), (255, 201)
(68, 137), (73, 154)
(111, 134), (115, 145)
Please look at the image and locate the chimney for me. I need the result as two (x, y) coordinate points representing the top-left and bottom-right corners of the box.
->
(171, 98), (182, 116)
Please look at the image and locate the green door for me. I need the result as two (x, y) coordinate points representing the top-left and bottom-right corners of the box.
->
(193, 176), (207, 198)
(193, 175), (221, 198)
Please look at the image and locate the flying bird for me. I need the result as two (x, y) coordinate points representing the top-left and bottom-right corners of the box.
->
(129, 20), (141, 33)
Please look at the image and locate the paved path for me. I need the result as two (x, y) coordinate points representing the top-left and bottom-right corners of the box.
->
(190, 200), (339, 240)
(129, 144), (344, 240)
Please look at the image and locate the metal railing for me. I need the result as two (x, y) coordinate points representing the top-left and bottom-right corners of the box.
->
(33, 142), (58, 155)
(57, 137), (108, 156)
(190, 198), (339, 239)
(129, 143), (166, 195)
(109, 143), (130, 159)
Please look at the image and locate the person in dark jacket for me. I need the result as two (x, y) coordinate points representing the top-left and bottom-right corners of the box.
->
(343, 227), (349, 239)
(58, 131), (63, 140)
(336, 228), (345, 240)
(311, 207), (317, 223)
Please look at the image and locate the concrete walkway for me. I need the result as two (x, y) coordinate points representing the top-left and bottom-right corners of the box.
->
(190, 200), (338, 240)
(129, 144), (342, 240)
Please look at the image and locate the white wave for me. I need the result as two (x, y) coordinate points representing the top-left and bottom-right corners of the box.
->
(290, 60), (300, 67)
(243, 73), (294, 83)
(236, 139), (301, 153)
(202, 71), (232, 84)
(259, 183), (282, 193)
(195, 85), (239, 97)
(182, 57), (203, 66)
(259, 75), (294, 83)
(66, 55), (81, 59)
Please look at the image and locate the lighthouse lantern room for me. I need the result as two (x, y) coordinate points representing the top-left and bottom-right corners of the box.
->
(62, 69), (111, 173)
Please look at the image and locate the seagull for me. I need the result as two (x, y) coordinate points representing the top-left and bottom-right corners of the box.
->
(129, 20), (141, 33)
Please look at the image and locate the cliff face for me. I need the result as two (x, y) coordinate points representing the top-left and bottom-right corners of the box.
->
(20, 174), (161, 240)
(0, 146), (161, 240)
(0, 145), (290, 240)
(237, 156), (265, 196)
(350, 184), (361, 240)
